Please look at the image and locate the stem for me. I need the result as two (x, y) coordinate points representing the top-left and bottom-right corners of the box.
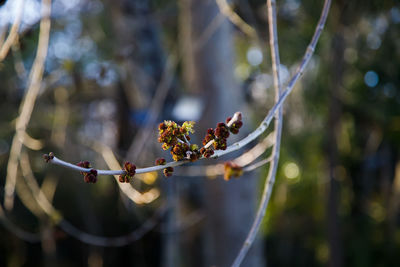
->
(231, 0), (283, 265)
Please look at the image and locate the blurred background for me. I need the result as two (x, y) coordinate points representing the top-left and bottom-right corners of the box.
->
(0, 0), (399, 266)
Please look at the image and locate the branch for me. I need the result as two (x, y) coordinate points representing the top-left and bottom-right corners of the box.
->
(232, 0), (283, 264)
(215, 0), (257, 38)
(4, 0), (52, 210)
(0, 0), (25, 61)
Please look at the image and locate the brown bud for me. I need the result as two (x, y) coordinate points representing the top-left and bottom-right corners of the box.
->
(43, 152), (54, 163)
(155, 158), (166, 165)
(124, 162), (136, 177)
(163, 167), (174, 177)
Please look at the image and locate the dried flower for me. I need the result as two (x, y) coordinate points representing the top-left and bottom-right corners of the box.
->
(224, 161), (243, 181)
(163, 167), (174, 177)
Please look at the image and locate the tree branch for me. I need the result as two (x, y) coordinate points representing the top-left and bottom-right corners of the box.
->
(4, 0), (52, 210)
(232, 0), (283, 264)
(215, 0), (257, 38)
(0, 0), (25, 61)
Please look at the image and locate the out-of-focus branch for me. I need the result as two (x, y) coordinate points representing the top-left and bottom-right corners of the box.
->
(50, 87), (69, 147)
(11, 40), (27, 79)
(58, 204), (167, 247)
(0, 0), (25, 61)
(5, 0), (52, 210)
(0, 26), (8, 47)
(0, 201), (40, 242)
(232, 0), (283, 264)
(194, 12), (226, 51)
(92, 140), (160, 204)
(176, 133), (274, 177)
(21, 132), (44, 150)
(215, 0), (257, 38)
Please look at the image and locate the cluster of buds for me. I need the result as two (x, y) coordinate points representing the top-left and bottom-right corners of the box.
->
(43, 152), (54, 163)
(76, 161), (98, 183)
(213, 122), (230, 150)
(158, 120), (200, 162)
(223, 161), (243, 181)
(200, 128), (216, 158)
(158, 113), (244, 162)
(155, 158), (174, 177)
(200, 113), (243, 158)
(119, 162), (136, 183)
(226, 114), (243, 134)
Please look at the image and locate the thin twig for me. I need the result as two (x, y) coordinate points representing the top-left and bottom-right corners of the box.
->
(215, 0), (257, 38)
(231, 0), (283, 265)
(58, 204), (167, 247)
(242, 156), (273, 172)
(4, 0), (52, 210)
(0, 0), (25, 61)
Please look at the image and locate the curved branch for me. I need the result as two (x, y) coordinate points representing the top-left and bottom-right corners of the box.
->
(0, 0), (25, 61)
(231, 0), (283, 264)
(0, 202), (40, 243)
(4, 0), (52, 210)
(215, 0), (257, 38)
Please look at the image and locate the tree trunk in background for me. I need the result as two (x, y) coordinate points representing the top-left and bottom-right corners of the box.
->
(327, 30), (344, 267)
(181, 0), (264, 266)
